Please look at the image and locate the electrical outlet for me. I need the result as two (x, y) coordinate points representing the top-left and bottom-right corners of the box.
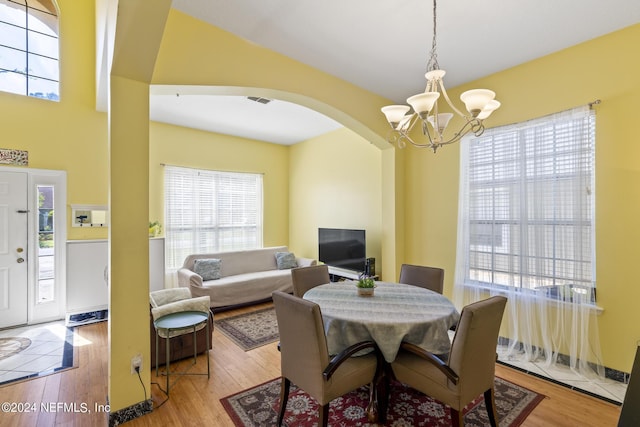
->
(131, 354), (142, 374)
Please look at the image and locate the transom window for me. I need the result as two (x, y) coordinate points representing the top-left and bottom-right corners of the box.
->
(457, 106), (596, 303)
(164, 166), (264, 271)
(0, 0), (59, 100)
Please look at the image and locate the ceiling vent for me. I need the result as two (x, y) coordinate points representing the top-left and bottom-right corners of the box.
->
(247, 96), (272, 105)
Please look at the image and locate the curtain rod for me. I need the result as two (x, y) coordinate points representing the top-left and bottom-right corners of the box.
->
(589, 99), (601, 109)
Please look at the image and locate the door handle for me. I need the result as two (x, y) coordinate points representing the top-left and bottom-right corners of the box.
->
(17, 257), (25, 263)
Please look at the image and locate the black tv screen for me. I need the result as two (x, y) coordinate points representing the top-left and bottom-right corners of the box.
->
(318, 228), (366, 272)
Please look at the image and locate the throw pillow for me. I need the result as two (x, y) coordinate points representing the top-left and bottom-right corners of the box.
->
(193, 258), (222, 280)
(275, 252), (298, 270)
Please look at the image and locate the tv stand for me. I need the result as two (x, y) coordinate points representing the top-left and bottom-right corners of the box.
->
(327, 266), (377, 282)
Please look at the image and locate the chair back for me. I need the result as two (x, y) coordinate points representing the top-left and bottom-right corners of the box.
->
(273, 291), (331, 400)
(448, 296), (507, 403)
(291, 265), (330, 297)
(150, 288), (192, 308)
(398, 264), (445, 294)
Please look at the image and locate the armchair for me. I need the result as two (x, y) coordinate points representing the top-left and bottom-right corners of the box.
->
(149, 288), (213, 368)
(399, 263), (445, 294)
(272, 291), (381, 427)
(389, 296), (507, 427)
(291, 264), (330, 297)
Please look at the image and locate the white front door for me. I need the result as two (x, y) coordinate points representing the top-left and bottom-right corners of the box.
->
(0, 171), (28, 328)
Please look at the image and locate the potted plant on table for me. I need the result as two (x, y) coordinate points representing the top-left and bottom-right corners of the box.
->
(356, 275), (376, 297)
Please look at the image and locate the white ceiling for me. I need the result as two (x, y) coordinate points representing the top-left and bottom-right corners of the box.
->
(150, 0), (640, 144)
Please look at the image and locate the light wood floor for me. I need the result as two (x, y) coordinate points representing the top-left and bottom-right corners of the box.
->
(0, 301), (622, 426)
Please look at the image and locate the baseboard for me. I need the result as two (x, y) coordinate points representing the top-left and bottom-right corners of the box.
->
(497, 336), (629, 385)
(108, 399), (152, 427)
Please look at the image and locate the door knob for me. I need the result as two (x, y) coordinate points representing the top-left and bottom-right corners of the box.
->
(17, 258), (24, 263)
(17, 248), (24, 253)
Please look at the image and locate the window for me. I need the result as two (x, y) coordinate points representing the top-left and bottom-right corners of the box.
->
(164, 166), (263, 270)
(0, 0), (59, 100)
(456, 106), (596, 303)
(37, 184), (54, 303)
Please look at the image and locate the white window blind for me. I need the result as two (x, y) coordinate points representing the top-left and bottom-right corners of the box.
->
(456, 106), (596, 302)
(164, 166), (263, 270)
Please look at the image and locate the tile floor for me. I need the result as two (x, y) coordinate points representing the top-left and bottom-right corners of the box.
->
(0, 321), (75, 385)
(497, 344), (627, 405)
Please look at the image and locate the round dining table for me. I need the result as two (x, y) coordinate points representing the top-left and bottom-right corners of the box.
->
(303, 281), (460, 363)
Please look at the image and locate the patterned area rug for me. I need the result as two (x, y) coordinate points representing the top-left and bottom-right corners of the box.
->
(0, 322), (76, 386)
(215, 307), (279, 351)
(0, 337), (31, 361)
(221, 377), (544, 426)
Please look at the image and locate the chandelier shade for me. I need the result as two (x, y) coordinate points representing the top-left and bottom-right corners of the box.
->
(381, 0), (500, 152)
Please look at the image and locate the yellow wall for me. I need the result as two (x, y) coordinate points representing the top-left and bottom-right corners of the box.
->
(0, 0), (108, 240)
(404, 24), (640, 372)
(289, 128), (383, 274)
(149, 121), (290, 248)
(152, 10), (391, 150)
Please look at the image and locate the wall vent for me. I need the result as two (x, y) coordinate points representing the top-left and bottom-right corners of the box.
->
(247, 96), (272, 105)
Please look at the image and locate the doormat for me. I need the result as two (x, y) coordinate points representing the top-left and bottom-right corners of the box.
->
(215, 307), (279, 351)
(65, 309), (108, 327)
(221, 376), (545, 427)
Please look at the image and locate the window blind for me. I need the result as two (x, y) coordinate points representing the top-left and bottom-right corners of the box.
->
(459, 106), (595, 298)
(164, 166), (263, 270)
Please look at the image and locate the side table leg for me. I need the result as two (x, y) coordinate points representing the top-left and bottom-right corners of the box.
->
(155, 330), (159, 377)
(206, 319), (210, 379)
(193, 325), (197, 364)
(166, 328), (171, 395)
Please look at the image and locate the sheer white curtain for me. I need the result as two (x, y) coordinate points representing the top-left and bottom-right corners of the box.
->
(454, 106), (604, 378)
(164, 166), (263, 286)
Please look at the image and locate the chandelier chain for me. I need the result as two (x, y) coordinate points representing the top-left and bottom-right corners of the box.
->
(427, 0), (439, 72)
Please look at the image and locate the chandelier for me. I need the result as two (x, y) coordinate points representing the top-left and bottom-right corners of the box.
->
(381, 0), (501, 152)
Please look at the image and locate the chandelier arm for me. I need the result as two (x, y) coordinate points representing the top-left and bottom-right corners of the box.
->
(437, 79), (468, 118)
(403, 113), (421, 133)
(434, 119), (484, 146)
(400, 123), (440, 151)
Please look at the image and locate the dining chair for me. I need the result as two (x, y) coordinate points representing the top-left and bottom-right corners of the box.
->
(398, 263), (445, 294)
(291, 264), (330, 297)
(389, 296), (507, 427)
(272, 291), (381, 427)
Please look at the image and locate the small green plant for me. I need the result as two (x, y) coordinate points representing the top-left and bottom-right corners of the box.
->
(357, 276), (376, 288)
(149, 221), (162, 236)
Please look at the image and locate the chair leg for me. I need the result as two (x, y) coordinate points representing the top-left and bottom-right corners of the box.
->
(318, 403), (329, 427)
(277, 377), (290, 426)
(450, 408), (464, 427)
(484, 387), (499, 427)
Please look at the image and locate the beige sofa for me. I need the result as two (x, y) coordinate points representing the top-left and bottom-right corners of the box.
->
(177, 246), (316, 310)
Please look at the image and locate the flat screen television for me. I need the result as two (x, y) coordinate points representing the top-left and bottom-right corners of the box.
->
(318, 228), (366, 272)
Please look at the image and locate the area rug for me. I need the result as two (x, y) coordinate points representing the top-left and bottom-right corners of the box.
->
(215, 307), (279, 351)
(221, 376), (545, 426)
(0, 322), (77, 387)
(0, 337), (32, 361)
